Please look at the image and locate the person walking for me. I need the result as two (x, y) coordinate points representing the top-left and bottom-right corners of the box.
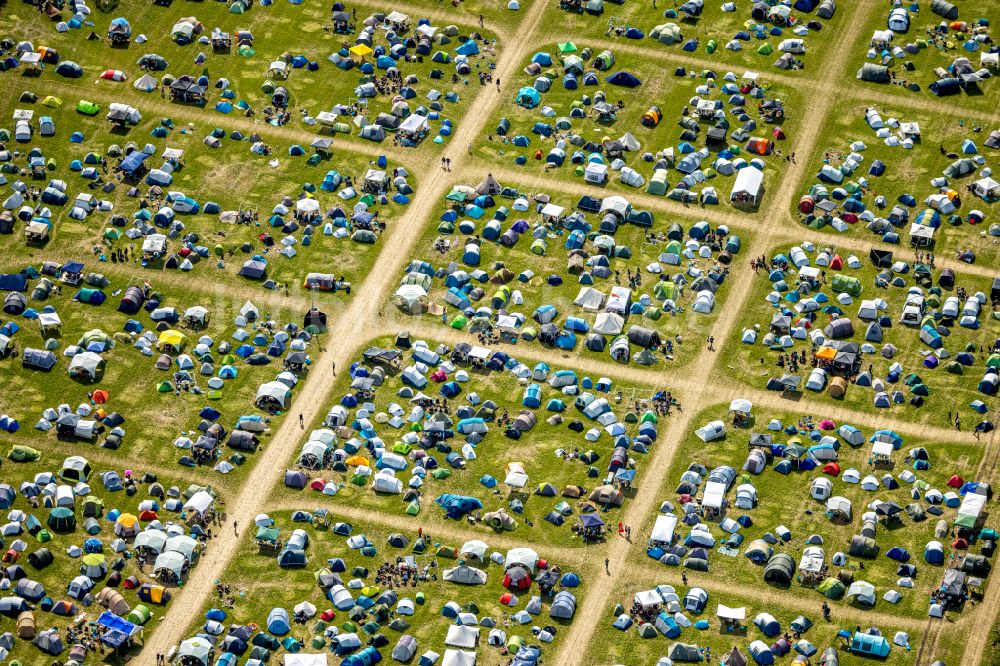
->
(233, 520), (238, 536)
(299, 414), (304, 429)
(604, 558), (610, 574)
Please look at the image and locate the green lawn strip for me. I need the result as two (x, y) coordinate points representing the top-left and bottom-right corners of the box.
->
(0, 265), (309, 496)
(535, 0), (842, 73)
(630, 401), (987, 623)
(586, 574), (951, 666)
(402, 177), (751, 368)
(789, 98), (1000, 267)
(181, 509), (591, 665)
(844, 0), (997, 113)
(0, 453), (222, 664)
(717, 239), (997, 426)
(270, 333), (668, 549)
(0, 92), (414, 291)
(473, 42), (805, 211)
(0, 1), (501, 144)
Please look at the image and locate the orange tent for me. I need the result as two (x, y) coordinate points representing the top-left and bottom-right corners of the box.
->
(816, 347), (837, 361)
(92, 390), (109, 404)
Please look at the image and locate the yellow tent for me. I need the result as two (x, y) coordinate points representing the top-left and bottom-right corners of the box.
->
(116, 513), (139, 528)
(349, 44), (372, 59)
(42, 95), (63, 108)
(158, 329), (187, 351)
(345, 455), (369, 467)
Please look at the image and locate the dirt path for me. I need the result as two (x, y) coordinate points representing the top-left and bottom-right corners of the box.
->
(630, 560), (928, 631)
(100, 0), (1000, 658)
(143, 0), (559, 655)
(555, 1), (879, 660)
(267, 497), (589, 564)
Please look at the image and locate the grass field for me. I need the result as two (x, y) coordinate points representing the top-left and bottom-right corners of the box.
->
(535, 0), (842, 73)
(632, 402), (989, 622)
(791, 98), (1000, 267)
(719, 239), (998, 426)
(845, 0), (998, 113)
(0, 92), (414, 291)
(181, 510), (592, 666)
(0, 0), (501, 146)
(271, 334), (670, 548)
(584, 573), (971, 665)
(473, 42), (805, 211)
(0, 451), (222, 664)
(398, 176), (750, 367)
(0, 266), (313, 495)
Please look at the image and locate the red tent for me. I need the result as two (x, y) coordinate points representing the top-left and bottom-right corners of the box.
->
(829, 255), (843, 270)
(122, 576), (140, 590)
(798, 196), (814, 214)
(952, 538), (969, 549)
(822, 463), (841, 476)
(430, 370), (447, 382)
(138, 510), (158, 521)
(947, 475), (964, 488)
(320, 609), (335, 622)
(819, 419), (836, 430)
(310, 479), (326, 491)
(91, 389), (109, 404)
(842, 213), (858, 224)
(499, 592), (515, 606)
(502, 566), (532, 591)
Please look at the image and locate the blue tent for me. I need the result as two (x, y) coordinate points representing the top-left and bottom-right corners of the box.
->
(435, 494), (483, 519)
(267, 607), (290, 635)
(605, 71), (642, 87)
(516, 87), (540, 108)
(849, 633), (891, 657)
(886, 547), (910, 562)
(924, 542), (944, 564)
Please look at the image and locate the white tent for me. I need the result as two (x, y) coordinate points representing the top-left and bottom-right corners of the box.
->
(651, 514), (677, 544)
(445, 625), (479, 649)
(284, 655), (329, 666)
(730, 167), (763, 203)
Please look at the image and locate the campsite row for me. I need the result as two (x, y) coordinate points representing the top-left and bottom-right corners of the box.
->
(725, 238), (999, 425)
(478, 44), (793, 209)
(173, 512), (582, 666)
(797, 103), (999, 266)
(0, 447), (223, 663)
(550, 0), (840, 73)
(279, 333), (667, 548)
(2, 4), (502, 147)
(0, 261), (323, 485)
(394, 175), (742, 366)
(1, 91), (414, 290)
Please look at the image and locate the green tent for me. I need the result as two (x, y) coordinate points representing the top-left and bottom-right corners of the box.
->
(77, 100), (100, 115)
(157, 381), (173, 393)
(450, 315), (468, 329)
(9, 445), (42, 462)
(128, 605), (153, 625)
(757, 43), (773, 55)
(48, 507), (76, 532)
(817, 577), (845, 598)
(831, 274), (862, 297)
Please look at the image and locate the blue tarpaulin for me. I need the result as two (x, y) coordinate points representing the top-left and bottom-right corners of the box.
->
(119, 151), (149, 174)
